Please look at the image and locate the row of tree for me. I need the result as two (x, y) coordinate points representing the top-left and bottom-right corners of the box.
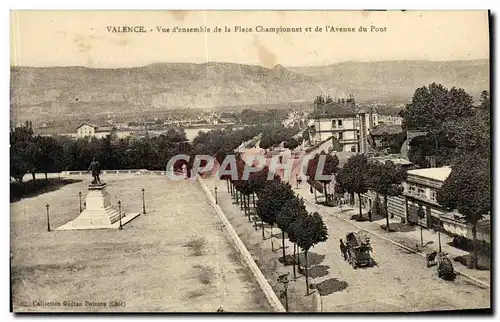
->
(10, 121), (301, 183)
(335, 154), (408, 231)
(222, 155), (328, 295)
(259, 124), (302, 150)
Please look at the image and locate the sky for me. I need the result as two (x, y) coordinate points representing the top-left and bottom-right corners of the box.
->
(10, 10), (490, 68)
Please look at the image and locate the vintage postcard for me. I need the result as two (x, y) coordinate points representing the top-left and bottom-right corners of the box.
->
(10, 10), (491, 313)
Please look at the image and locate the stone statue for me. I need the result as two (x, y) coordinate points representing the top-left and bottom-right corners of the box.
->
(87, 157), (102, 185)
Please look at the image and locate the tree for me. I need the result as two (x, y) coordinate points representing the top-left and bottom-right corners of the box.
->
(367, 161), (407, 231)
(10, 123), (38, 183)
(400, 83), (475, 132)
(302, 129), (310, 143)
(442, 99), (490, 161)
(318, 152), (339, 203)
(400, 83), (478, 166)
(337, 154), (370, 219)
(292, 212), (328, 295)
(306, 154), (320, 202)
(256, 181), (295, 249)
(277, 197), (308, 271)
(36, 136), (64, 181)
(306, 152), (338, 203)
(437, 155), (490, 269)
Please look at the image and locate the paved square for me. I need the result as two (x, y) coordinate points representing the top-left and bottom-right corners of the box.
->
(11, 175), (271, 312)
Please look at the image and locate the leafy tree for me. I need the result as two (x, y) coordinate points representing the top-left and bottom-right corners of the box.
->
(302, 129), (310, 143)
(407, 133), (456, 168)
(400, 83), (475, 132)
(443, 102), (490, 161)
(437, 155), (490, 269)
(277, 197), (308, 268)
(379, 131), (407, 154)
(292, 212), (328, 295)
(36, 136), (64, 181)
(367, 161), (407, 232)
(306, 152), (338, 203)
(400, 83), (476, 165)
(337, 154), (370, 219)
(306, 154), (320, 202)
(10, 122), (39, 183)
(256, 181), (295, 249)
(284, 138), (300, 150)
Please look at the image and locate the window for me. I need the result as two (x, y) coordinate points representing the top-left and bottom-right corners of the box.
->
(332, 120), (337, 128)
(338, 132), (343, 140)
(431, 191), (436, 201)
(409, 185), (416, 194)
(338, 119), (343, 127)
(350, 145), (356, 152)
(417, 188), (425, 197)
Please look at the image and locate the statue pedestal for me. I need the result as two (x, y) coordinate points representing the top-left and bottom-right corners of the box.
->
(57, 183), (141, 230)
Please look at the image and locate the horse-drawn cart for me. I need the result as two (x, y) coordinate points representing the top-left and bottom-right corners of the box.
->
(345, 231), (374, 269)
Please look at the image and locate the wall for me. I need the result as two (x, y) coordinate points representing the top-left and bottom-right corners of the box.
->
(441, 218), (490, 244)
(387, 195), (406, 220)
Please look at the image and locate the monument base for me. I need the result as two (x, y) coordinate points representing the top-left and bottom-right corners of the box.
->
(56, 183), (141, 231)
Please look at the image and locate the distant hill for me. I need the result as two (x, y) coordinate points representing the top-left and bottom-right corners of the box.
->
(10, 60), (489, 124)
(10, 63), (327, 124)
(289, 60), (489, 102)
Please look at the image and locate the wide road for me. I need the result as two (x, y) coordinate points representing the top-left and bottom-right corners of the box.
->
(302, 201), (490, 312)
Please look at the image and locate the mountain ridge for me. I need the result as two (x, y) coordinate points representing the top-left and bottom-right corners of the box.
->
(10, 60), (489, 124)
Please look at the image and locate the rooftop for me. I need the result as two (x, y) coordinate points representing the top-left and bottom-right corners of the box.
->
(76, 122), (97, 129)
(309, 101), (357, 119)
(407, 166), (452, 182)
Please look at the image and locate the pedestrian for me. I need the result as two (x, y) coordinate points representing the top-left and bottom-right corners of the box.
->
(340, 239), (347, 261)
(368, 210), (372, 222)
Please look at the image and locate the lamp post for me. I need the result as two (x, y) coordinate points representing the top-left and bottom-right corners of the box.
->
(418, 206), (425, 246)
(118, 200), (122, 230)
(277, 273), (290, 312)
(45, 204), (50, 232)
(420, 226), (424, 247)
(141, 188), (146, 214)
(214, 187), (218, 205)
(78, 191), (83, 213)
(434, 224), (443, 253)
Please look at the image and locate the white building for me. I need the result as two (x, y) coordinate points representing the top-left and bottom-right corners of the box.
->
(76, 123), (114, 139)
(308, 98), (378, 153)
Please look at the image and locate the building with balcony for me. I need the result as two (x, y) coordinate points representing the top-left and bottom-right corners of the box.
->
(308, 96), (378, 153)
